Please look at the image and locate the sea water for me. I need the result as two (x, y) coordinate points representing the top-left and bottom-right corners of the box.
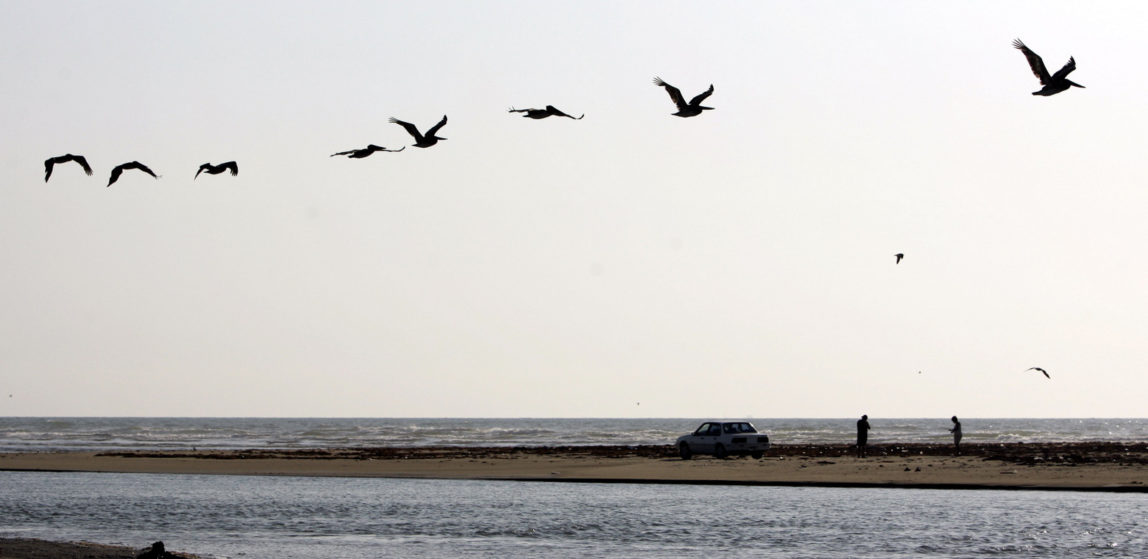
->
(1, 417), (1145, 452)
(0, 471), (1144, 558)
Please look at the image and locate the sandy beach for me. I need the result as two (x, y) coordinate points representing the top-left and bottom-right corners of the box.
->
(0, 538), (199, 559)
(3, 442), (1145, 492)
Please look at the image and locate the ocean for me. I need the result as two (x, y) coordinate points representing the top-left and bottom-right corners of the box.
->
(1, 417), (1146, 452)
(1, 471), (1144, 558)
(2, 418), (1145, 558)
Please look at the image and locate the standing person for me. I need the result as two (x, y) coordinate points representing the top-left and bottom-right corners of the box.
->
(949, 416), (962, 456)
(856, 414), (871, 458)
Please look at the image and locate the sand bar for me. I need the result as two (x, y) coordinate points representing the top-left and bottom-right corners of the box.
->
(2, 443), (1145, 492)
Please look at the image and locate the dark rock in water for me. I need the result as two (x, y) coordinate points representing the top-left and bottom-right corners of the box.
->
(138, 541), (167, 559)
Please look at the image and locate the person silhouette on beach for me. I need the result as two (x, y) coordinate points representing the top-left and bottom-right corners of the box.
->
(856, 414), (871, 458)
(949, 416), (962, 456)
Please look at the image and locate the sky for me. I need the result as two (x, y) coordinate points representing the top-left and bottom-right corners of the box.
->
(1, 1), (1146, 418)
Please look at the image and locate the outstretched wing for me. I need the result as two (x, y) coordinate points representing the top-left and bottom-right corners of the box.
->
(73, 155), (92, 176)
(688, 84), (714, 106)
(653, 77), (687, 110)
(426, 115), (448, 137)
(389, 117), (424, 142)
(131, 161), (158, 178)
(44, 158), (56, 182)
(1050, 56), (1077, 81)
(546, 105), (583, 119)
(331, 149), (355, 157)
(195, 164), (207, 179)
(108, 165), (124, 186)
(1013, 39), (1051, 84)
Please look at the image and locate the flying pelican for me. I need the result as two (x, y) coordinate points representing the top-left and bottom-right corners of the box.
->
(895, 253), (904, 264)
(107, 161), (158, 187)
(1026, 367), (1051, 379)
(44, 154), (93, 182)
(330, 145), (404, 158)
(653, 77), (714, 117)
(508, 105), (583, 120)
(195, 161), (238, 179)
(389, 115), (448, 148)
(1012, 39), (1084, 96)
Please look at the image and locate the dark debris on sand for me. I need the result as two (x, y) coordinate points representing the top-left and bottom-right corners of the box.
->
(98, 442), (1148, 466)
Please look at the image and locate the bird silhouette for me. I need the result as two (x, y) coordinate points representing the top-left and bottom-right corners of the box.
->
(1013, 39), (1084, 96)
(1027, 367), (1051, 379)
(107, 161), (158, 187)
(330, 145), (404, 158)
(509, 105), (583, 120)
(44, 154), (93, 182)
(195, 161), (238, 179)
(389, 115), (448, 148)
(895, 253), (904, 264)
(653, 77), (714, 117)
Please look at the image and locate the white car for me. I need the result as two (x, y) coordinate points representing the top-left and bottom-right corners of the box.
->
(676, 421), (771, 459)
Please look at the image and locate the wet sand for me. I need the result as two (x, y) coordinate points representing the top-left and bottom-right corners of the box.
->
(0, 538), (198, 559)
(2, 442), (1145, 491)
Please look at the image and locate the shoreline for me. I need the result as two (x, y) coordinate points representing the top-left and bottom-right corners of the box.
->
(0, 538), (199, 559)
(2, 442), (1145, 492)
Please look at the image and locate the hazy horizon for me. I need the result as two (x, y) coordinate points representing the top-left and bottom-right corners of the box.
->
(3, 1), (1147, 418)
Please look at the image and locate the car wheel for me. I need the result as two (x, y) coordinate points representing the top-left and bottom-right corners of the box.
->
(679, 442), (692, 460)
(714, 443), (727, 459)
(751, 452), (764, 459)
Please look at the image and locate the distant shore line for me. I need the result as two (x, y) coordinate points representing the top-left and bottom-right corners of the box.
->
(3, 442), (1144, 493)
(92, 441), (1148, 465)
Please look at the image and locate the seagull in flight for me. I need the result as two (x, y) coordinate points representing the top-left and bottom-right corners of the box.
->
(44, 154), (93, 182)
(509, 105), (583, 120)
(389, 115), (448, 148)
(1013, 39), (1084, 96)
(1026, 367), (1051, 379)
(653, 77), (714, 117)
(895, 253), (904, 264)
(330, 145), (405, 158)
(195, 161), (238, 179)
(107, 161), (158, 187)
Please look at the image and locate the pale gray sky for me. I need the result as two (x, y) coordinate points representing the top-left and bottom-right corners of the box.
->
(2, 1), (1145, 417)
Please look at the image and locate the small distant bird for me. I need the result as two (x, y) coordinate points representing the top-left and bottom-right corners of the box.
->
(330, 145), (404, 158)
(195, 161), (238, 179)
(389, 115), (448, 148)
(895, 253), (904, 264)
(1012, 39), (1084, 96)
(44, 154), (93, 182)
(509, 105), (583, 120)
(653, 77), (714, 117)
(1027, 367), (1051, 379)
(107, 161), (158, 187)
